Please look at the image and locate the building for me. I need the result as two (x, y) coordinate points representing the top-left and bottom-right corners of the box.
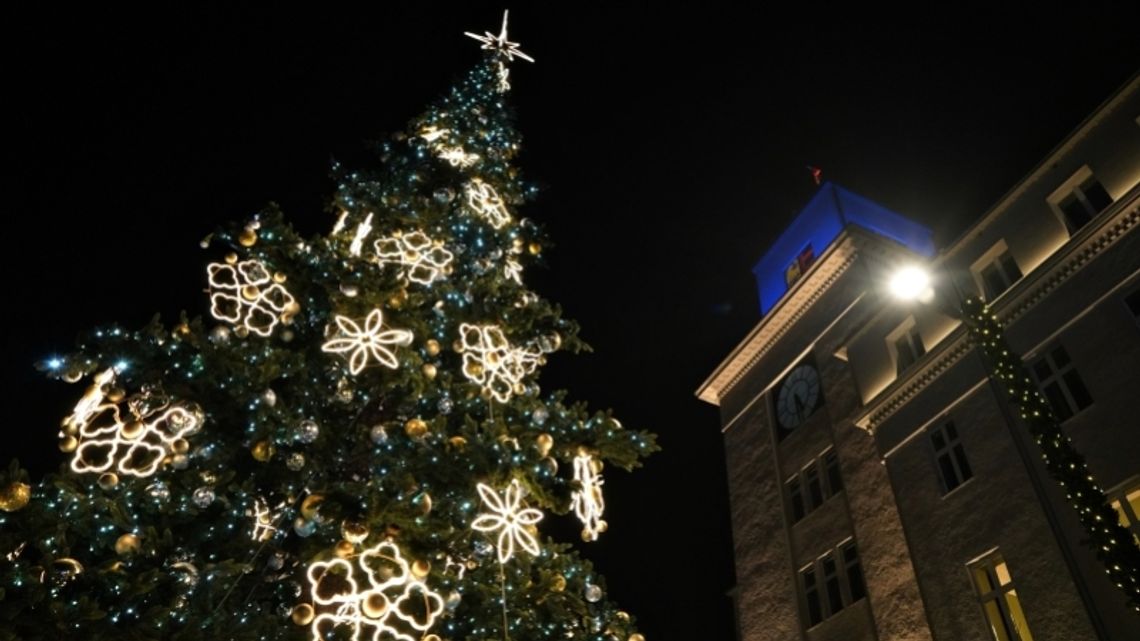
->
(697, 75), (1140, 641)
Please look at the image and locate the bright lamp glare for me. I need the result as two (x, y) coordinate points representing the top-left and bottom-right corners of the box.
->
(889, 266), (930, 301)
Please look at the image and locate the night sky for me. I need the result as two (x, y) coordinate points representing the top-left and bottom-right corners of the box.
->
(6, 5), (1139, 640)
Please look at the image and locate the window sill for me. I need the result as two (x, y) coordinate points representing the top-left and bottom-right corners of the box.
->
(940, 476), (975, 501)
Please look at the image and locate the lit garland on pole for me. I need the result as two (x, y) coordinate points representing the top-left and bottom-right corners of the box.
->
(962, 296), (1140, 611)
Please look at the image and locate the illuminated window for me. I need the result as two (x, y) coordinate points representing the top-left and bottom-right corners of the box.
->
(798, 540), (867, 629)
(930, 421), (973, 494)
(1029, 345), (1093, 421)
(969, 553), (1035, 641)
(787, 477), (805, 523)
(1106, 478), (1140, 545)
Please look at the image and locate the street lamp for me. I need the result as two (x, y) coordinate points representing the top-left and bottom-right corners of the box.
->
(885, 265), (1140, 611)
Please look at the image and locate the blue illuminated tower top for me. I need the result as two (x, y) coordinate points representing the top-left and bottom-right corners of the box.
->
(753, 182), (935, 314)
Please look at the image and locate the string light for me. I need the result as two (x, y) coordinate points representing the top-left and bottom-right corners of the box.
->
(349, 213), (374, 256)
(471, 479), (543, 563)
(464, 179), (512, 230)
(249, 497), (279, 542)
(458, 323), (540, 403)
(207, 260), (297, 337)
(436, 146), (481, 168)
(322, 309), (414, 375)
(571, 453), (606, 542)
(306, 540), (444, 641)
(373, 231), (454, 286)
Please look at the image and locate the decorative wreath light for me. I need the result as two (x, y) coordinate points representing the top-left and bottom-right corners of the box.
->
(373, 231), (454, 286)
(207, 260), (297, 337)
(571, 453), (607, 541)
(63, 369), (203, 478)
(305, 540), (444, 641)
(458, 323), (541, 403)
(471, 479), (544, 563)
(322, 309), (414, 375)
(464, 179), (511, 230)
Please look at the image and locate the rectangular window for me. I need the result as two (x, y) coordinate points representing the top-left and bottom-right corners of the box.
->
(930, 421), (973, 493)
(1030, 345), (1093, 421)
(979, 250), (1023, 300)
(787, 477), (805, 523)
(824, 450), (843, 496)
(805, 463), (824, 509)
(970, 553), (1035, 641)
(801, 566), (823, 626)
(1056, 175), (1113, 233)
(1107, 478), (1140, 545)
(893, 326), (926, 375)
(1125, 288), (1140, 326)
(822, 554), (843, 615)
(842, 542), (866, 602)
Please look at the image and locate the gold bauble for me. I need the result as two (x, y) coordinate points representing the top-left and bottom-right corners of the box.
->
(114, 533), (141, 555)
(452, 339), (464, 353)
(251, 440), (275, 462)
(411, 559), (431, 579)
(485, 351), (501, 366)
(597, 519), (609, 533)
(291, 603), (315, 626)
(341, 520), (369, 544)
(581, 529), (597, 543)
(464, 361), (484, 378)
(424, 339), (441, 356)
(224, 252), (239, 265)
(241, 284), (260, 301)
(536, 433), (554, 457)
(0, 482), (31, 512)
(106, 387), (126, 403)
(272, 271), (288, 284)
(284, 301), (302, 317)
(423, 635), (441, 641)
(387, 289), (408, 309)
(550, 574), (567, 592)
(234, 325), (250, 339)
(448, 436), (468, 450)
(52, 557), (84, 579)
(415, 493), (432, 516)
(616, 611), (630, 621)
(300, 494), (324, 520)
(590, 458), (604, 474)
(121, 420), (146, 441)
(98, 472), (119, 490)
(362, 592), (389, 618)
(405, 418), (429, 439)
(238, 228), (258, 247)
(528, 242), (542, 255)
(59, 436), (79, 453)
(172, 438), (190, 454)
(629, 635), (645, 641)
(334, 540), (356, 558)
(422, 363), (437, 380)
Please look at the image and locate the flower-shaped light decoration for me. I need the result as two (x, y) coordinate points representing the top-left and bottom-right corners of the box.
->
(63, 369), (204, 478)
(322, 309), (414, 376)
(436, 146), (481, 168)
(464, 179), (511, 230)
(458, 323), (541, 403)
(471, 479), (544, 563)
(571, 453), (607, 542)
(207, 260), (297, 337)
(373, 231), (455, 286)
(306, 540), (444, 641)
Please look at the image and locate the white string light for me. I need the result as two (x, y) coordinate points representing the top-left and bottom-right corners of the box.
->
(458, 323), (541, 403)
(471, 479), (544, 563)
(419, 126), (450, 143)
(464, 10), (535, 63)
(207, 260), (297, 337)
(306, 540), (444, 641)
(349, 213), (374, 256)
(444, 555), (467, 580)
(436, 146), (481, 168)
(322, 309), (414, 375)
(464, 179), (512, 230)
(250, 497), (280, 542)
(332, 210), (349, 235)
(504, 257), (523, 285)
(571, 453), (607, 541)
(496, 61), (511, 93)
(373, 231), (454, 286)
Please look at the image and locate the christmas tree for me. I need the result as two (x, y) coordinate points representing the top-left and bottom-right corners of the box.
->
(0, 12), (657, 641)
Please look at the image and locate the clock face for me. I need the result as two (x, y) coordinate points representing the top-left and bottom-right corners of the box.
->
(776, 363), (822, 431)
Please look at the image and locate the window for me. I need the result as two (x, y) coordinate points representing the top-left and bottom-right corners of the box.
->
(787, 477), (805, 523)
(970, 553), (1035, 641)
(887, 317), (925, 377)
(786, 449), (844, 523)
(930, 421), (973, 493)
(1125, 288), (1140, 327)
(798, 540), (867, 629)
(805, 462), (824, 509)
(1107, 478), (1140, 545)
(1029, 345), (1093, 421)
(970, 240), (1022, 301)
(824, 450), (843, 496)
(1057, 177), (1112, 233)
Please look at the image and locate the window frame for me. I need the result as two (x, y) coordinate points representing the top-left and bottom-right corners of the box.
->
(968, 551), (1036, 641)
(1028, 344), (1093, 421)
(797, 539), (868, 630)
(1106, 476), (1140, 546)
(785, 448), (845, 524)
(970, 240), (1023, 301)
(1046, 165), (1114, 235)
(928, 420), (973, 495)
(887, 316), (926, 377)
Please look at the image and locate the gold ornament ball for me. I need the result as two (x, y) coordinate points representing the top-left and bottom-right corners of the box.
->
(251, 440), (275, 462)
(300, 494), (324, 520)
(629, 635), (645, 641)
(121, 420), (146, 441)
(452, 339), (464, 353)
(550, 574), (567, 592)
(291, 603), (315, 626)
(106, 387), (127, 403)
(528, 242), (542, 255)
(415, 492), (432, 516)
(334, 540), (356, 558)
(425, 339), (441, 356)
(448, 435), (468, 450)
(341, 520), (369, 544)
(536, 433), (554, 457)
(362, 592), (389, 619)
(423, 635), (442, 641)
(234, 325), (250, 339)
(405, 418), (429, 439)
(59, 436), (79, 453)
(98, 472), (119, 490)
(272, 271), (288, 284)
(422, 363), (437, 380)
(238, 228), (258, 247)
(114, 533), (141, 555)
(171, 438), (190, 454)
(581, 528), (597, 543)
(0, 482), (31, 512)
(411, 559), (431, 579)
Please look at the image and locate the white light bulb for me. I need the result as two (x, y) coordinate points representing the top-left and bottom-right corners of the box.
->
(889, 266), (931, 301)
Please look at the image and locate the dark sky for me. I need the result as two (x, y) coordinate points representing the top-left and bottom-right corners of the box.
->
(5, 4), (1139, 640)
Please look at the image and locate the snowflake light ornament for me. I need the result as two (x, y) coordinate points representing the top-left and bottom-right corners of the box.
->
(207, 260), (297, 337)
(249, 497), (281, 542)
(373, 231), (454, 286)
(436, 146), (481, 168)
(464, 179), (511, 230)
(63, 369), (204, 478)
(305, 540), (444, 641)
(471, 479), (544, 563)
(571, 453), (607, 541)
(458, 323), (541, 402)
(464, 10), (535, 64)
(322, 309), (414, 375)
